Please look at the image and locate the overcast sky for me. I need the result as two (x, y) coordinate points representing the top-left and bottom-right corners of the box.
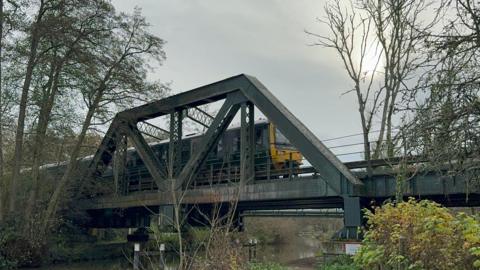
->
(112, 0), (366, 159)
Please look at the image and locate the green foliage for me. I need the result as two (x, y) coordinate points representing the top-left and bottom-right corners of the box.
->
(318, 255), (359, 270)
(0, 222), (17, 269)
(248, 261), (288, 270)
(458, 213), (480, 268)
(0, 219), (44, 268)
(188, 227), (211, 243)
(354, 199), (480, 270)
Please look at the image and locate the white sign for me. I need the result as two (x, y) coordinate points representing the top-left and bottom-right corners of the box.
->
(345, 243), (361, 255)
(134, 243), (141, 252)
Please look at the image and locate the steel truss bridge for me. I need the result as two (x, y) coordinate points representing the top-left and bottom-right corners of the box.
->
(79, 74), (480, 238)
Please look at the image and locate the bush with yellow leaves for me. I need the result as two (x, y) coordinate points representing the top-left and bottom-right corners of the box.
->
(354, 199), (480, 270)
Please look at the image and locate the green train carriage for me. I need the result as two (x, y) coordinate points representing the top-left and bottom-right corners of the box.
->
(39, 120), (303, 194)
(122, 120), (302, 192)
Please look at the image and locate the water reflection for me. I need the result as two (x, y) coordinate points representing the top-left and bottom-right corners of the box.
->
(36, 216), (343, 269)
(37, 256), (179, 270)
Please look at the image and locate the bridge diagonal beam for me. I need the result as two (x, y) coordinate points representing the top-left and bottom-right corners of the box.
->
(239, 75), (362, 195)
(83, 119), (121, 181)
(113, 133), (128, 195)
(176, 92), (245, 189)
(124, 122), (167, 189)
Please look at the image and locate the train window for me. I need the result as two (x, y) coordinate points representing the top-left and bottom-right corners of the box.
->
(136, 156), (143, 166)
(275, 128), (291, 145)
(191, 138), (200, 155)
(255, 129), (263, 146)
(232, 136), (240, 152)
(161, 146), (167, 161)
(126, 155), (133, 167)
(217, 138), (223, 155)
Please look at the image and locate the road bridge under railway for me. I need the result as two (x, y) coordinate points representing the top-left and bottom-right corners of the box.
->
(77, 74), (480, 239)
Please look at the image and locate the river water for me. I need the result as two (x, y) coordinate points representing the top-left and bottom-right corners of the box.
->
(36, 216), (344, 270)
(38, 242), (324, 270)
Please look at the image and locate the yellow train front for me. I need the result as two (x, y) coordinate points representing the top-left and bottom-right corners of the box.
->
(122, 120), (303, 191)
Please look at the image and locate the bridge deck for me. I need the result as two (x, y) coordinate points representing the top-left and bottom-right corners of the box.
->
(83, 165), (480, 211)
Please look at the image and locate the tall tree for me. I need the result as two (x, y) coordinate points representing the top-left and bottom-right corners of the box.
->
(9, 0), (51, 213)
(403, 0), (480, 176)
(362, 0), (437, 158)
(25, 0), (117, 221)
(312, 0), (439, 162)
(308, 0), (381, 166)
(42, 8), (167, 233)
(0, 0), (22, 221)
(0, 0), (4, 222)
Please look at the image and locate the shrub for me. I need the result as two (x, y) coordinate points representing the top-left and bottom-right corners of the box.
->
(318, 255), (359, 270)
(0, 220), (45, 268)
(354, 199), (480, 270)
(188, 228), (246, 270)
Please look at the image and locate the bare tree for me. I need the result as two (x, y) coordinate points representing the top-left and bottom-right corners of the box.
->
(362, 0), (438, 158)
(307, 0), (382, 166)
(146, 162), (244, 270)
(310, 0), (439, 162)
(404, 46), (480, 181)
(401, 0), (480, 179)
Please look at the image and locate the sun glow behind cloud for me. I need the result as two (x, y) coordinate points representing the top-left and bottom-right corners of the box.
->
(352, 28), (384, 80)
(361, 43), (383, 77)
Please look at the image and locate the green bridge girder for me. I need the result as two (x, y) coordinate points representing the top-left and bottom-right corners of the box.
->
(77, 74), (480, 234)
(83, 168), (480, 211)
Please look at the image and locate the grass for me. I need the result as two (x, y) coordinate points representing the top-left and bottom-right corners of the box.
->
(316, 255), (359, 270)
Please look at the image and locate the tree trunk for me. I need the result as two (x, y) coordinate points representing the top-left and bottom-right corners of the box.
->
(386, 89), (398, 158)
(373, 85), (391, 159)
(41, 85), (104, 233)
(42, 46), (136, 232)
(9, 2), (44, 214)
(25, 60), (61, 221)
(353, 82), (373, 175)
(0, 0), (4, 222)
(386, 108), (394, 158)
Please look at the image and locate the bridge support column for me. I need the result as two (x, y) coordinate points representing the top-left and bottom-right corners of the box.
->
(169, 110), (183, 178)
(337, 196), (363, 240)
(240, 101), (255, 184)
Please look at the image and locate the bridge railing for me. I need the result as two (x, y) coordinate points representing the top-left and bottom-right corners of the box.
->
(99, 147), (429, 196)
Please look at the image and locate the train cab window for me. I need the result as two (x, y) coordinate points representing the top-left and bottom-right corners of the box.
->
(275, 128), (291, 146)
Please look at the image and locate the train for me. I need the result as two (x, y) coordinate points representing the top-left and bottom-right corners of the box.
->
(40, 120), (303, 194)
